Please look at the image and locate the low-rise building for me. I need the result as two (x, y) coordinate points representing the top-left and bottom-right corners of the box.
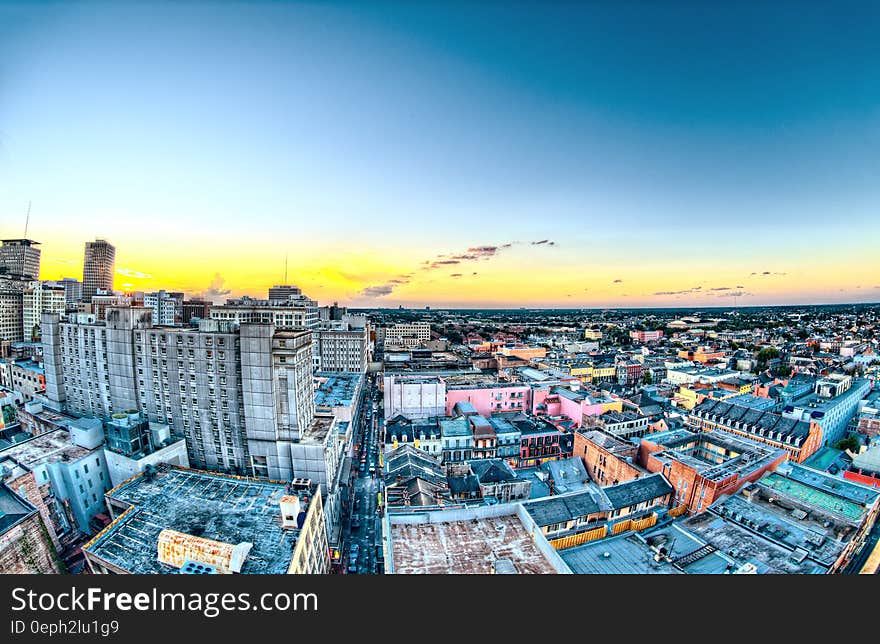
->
(84, 466), (329, 574)
(383, 503), (570, 574)
(638, 429), (787, 513)
(688, 398), (823, 463)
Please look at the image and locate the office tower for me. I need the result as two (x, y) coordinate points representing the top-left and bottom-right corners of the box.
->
(0, 239), (41, 280)
(143, 290), (184, 325)
(82, 239), (116, 302)
(21, 281), (66, 341)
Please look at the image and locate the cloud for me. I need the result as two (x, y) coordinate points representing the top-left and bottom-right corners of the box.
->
(613, 279), (623, 284)
(531, 239), (556, 246)
(472, 272), (478, 276)
(752, 270), (787, 277)
(709, 287), (731, 291)
(115, 267), (153, 279)
(717, 290), (750, 298)
(190, 273), (232, 302)
(736, 285), (745, 289)
(654, 290), (693, 296)
(51, 258), (77, 265)
(450, 273), (462, 278)
(361, 284), (395, 297)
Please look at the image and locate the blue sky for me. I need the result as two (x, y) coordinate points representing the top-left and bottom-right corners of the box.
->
(1, 2), (878, 306)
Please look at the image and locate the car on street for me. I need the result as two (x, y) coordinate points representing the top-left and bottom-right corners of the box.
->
(352, 513), (361, 530)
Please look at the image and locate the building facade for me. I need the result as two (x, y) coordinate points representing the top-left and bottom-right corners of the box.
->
(82, 239), (116, 302)
(143, 290), (184, 325)
(0, 239), (41, 280)
(41, 309), (319, 481)
(22, 281), (66, 341)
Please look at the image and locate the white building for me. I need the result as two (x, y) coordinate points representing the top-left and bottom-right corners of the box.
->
(383, 374), (446, 419)
(383, 322), (430, 348)
(143, 290), (184, 325)
(210, 294), (319, 330)
(22, 281), (66, 341)
(313, 324), (370, 373)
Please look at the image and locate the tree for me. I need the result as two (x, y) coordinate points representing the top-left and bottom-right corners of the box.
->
(642, 371), (653, 385)
(834, 436), (859, 453)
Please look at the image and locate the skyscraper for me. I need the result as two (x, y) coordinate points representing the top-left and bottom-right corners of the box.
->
(82, 239), (116, 302)
(0, 239), (41, 280)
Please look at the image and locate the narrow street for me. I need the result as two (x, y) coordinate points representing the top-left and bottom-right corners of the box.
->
(341, 374), (384, 574)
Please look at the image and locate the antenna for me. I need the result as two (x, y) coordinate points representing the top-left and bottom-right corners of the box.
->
(23, 201), (31, 237)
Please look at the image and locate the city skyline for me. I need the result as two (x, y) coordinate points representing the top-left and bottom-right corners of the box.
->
(2, 2), (879, 308)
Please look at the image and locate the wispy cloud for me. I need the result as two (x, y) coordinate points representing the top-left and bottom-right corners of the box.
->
(718, 290), (750, 298)
(360, 238), (557, 298)
(709, 286), (731, 291)
(613, 279), (623, 284)
(115, 267), (153, 279)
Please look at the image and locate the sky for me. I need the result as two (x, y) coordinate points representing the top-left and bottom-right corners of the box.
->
(1, 1), (878, 308)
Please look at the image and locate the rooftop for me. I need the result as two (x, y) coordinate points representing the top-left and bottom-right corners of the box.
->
(0, 429), (93, 469)
(85, 466), (312, 574)
(314, 372), (362, 408)
(300, 416), (335, 445)
(561, 533), (681, 574)
(388, 508), (566, 574)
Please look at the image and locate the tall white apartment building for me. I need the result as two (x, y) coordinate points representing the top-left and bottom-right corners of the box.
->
(22, 281), (66, 341)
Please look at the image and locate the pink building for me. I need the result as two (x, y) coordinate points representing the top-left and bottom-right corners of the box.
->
(445, 384), (530, 417)
(531, 386), (606, 427)
(629, 329), (664, 343)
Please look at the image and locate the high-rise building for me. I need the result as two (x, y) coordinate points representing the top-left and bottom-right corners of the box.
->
(47, 277), (83, 310)
(82, 239), (116, 302)
(22, 281), (66, 341)
(313, 324), (370, 373)
(181, 299), (212, 323)
(41, 309), (319, 480)
(0, 290), (24, 343)
(143, 290), (184, 325)
(0, 239), (41, 280)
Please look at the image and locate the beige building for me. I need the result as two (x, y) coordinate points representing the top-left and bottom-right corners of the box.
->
(384, 322), (431, 348)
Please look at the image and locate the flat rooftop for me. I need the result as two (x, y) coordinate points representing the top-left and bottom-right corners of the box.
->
(562, 533), (681, 574)
(301, 416), (335, 444)
(86, 467), (309, 574)
(0, 429), (92, 468)
(314, 372), (362, 408)
(390, 514), (561, 574)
